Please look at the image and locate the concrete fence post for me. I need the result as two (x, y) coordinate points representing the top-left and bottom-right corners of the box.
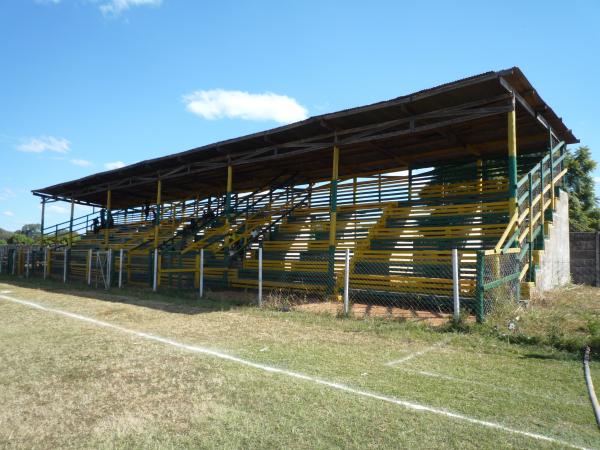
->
(63, 249), (68, 283)
(107, 249), (113, 289)
(152, 248), (158, 292)
(343, 248), (350, 315)
(199, 248), (204, 298)
(258, 246), (263, 307)
(452, 248), (460, 322)
(87, 249), (92, 286)
(118, 248), (124, 288)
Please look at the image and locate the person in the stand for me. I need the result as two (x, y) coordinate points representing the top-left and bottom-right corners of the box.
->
(92, 217), (100, 234)
(150, 207), (157, 223)
(144, 203), (150, 221)
(99, 209), (106, 229)
(107, 210), (114, 228)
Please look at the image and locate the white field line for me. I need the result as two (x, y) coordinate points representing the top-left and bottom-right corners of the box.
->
(396, 367), (587, 407)
(385, 339), (449, 366)
(0, 293), (589, 450)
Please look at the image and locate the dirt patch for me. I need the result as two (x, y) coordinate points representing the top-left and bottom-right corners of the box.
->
(295, 301), (465, 326)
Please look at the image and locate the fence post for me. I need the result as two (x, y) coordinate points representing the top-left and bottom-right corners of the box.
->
(343, 248), (350, 315)
(26, 250), (30, 278)
(475, 250), (485, 323)
(87, 249), (92, 286)
(107, 248), (112, 289)
(12, 250), (17, 276)
(153, 248), (158, 292)
(452, 248), (460, 322)
(63, 249), (67, 283)
(199, 248), (204, 298)
(258, 246), (263, 307)
(118, 248), (124, 288)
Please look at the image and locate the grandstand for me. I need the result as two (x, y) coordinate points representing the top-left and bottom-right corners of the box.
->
(0, 67), (577, 321)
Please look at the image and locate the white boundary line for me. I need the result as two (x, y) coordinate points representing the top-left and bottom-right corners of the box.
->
(0, 292), (589, 450)
(385, 339), (449, 366)
(395, 367), (587, 407)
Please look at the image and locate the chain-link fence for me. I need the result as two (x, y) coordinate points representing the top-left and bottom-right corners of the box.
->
(0, 243), (533, 323)
(479, 251), (522, 321)
(347, 249), (476, 320)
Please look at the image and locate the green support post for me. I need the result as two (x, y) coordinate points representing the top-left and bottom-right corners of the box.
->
(539, 162), (545, 250)
(475, 250), (485, 323)
(528, 173), (535, 282)
(548, 137), (555, 220)
(508, 104), (519, 248)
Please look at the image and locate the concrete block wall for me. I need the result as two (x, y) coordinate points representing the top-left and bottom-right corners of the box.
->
(570, 230), (600, 287)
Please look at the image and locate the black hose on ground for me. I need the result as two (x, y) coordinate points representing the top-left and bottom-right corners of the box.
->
(583, 346), (600, 430)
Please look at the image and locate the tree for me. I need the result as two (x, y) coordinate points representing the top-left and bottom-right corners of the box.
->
(7, 232), (35, 245)
(564, 146), (600, 231)
(0, 227), (12, 242)
(20, 223), (41, 239)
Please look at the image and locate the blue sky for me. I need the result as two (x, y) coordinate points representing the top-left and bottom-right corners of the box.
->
(1, 0), (598, 231)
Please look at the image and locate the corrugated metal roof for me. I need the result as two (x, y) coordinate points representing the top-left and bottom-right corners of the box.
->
(34, 67), (577, 208)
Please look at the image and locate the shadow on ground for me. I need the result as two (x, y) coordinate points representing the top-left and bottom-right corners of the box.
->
(0, 275), (255, 315)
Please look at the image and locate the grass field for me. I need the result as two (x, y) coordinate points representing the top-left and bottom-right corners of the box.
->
(1, 277), (599, 449)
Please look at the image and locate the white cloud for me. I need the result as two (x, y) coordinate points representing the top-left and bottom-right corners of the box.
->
(595, 177), (600, 183)
(104, 161), (126, 170)
(100, 0), (161, 15)
(183, 89), (309, 125)
(17, 136), (70, 154)
(3, 211), (14, 217)
(70, 159), (93, 167)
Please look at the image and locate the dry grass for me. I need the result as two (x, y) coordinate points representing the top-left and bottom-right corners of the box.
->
(483, 282), (600, 353)
(1, 278), (599, 448)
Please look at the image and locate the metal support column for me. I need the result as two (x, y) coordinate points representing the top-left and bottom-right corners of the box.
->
(40, 198), (46, 245)
(327, 145), (339, 293)
(508, 100), (518, 219)
(154, 179), (162, 248)
(225, 165), (233, 227)
(452, 248), (460, 322)
(68, 197), (75, 247)
(104, 189), (112, 249)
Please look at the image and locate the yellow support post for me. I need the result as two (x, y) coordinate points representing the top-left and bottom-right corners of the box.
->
(104, 189), (112, 249)
(508, 105), (518, 218)
(154, 179), (162, 248)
